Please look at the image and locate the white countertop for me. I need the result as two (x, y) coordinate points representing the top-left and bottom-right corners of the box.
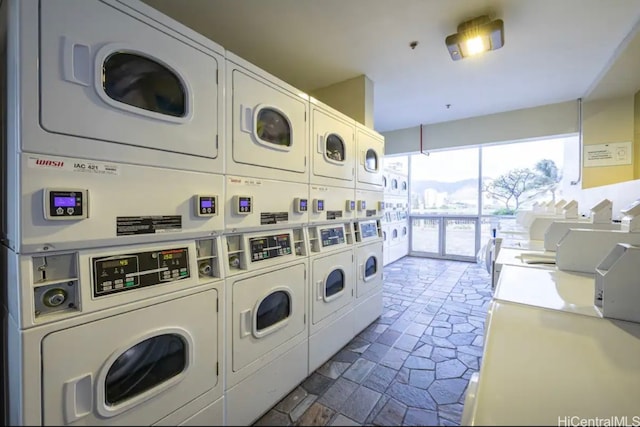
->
(494, 264), (601, 317)
(467, 300), (640, 425)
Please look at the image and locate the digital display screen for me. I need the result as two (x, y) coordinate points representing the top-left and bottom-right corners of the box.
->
(100, 258), (132, 269)
(240, 199), (250, 207)
(300, 200), (307, 208)
(54, 196), (76, 207)
(201, 200), (212, 208)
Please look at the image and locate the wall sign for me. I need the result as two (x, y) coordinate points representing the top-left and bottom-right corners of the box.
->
(584, 141), (632, 167)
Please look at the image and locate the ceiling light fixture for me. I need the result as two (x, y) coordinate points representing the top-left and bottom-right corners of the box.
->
(445, 15), (504, 61)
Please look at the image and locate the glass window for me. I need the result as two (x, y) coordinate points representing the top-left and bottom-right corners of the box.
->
(392, 229), (398, 239)
(103, 52), (186, 117)
(105, 334), (186, 405)
(401, 181), (407, 191)
(410, 148), (479, 215)
(325, 269), (345, 298)
(364, 256), (377, 278)
(383, 176), (387, 188)
(256, 291), (290, 331)
(256, 108), (291, 147)
(365, 149), (378, 171)
(326, 134), (345, 162)
(481, 137), (567, 216)
(402, 227), (407, 236)
(391, 179), (398, 190)
(383, 231), (387, 241)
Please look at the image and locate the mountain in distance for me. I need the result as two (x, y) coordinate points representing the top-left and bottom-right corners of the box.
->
(412, 178), (487, 195)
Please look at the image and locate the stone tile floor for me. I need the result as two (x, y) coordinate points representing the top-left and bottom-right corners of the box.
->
(254, 256), (493, 426)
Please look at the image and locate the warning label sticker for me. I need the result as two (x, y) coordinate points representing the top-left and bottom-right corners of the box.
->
(28, 156), (120, 176)
(117, 216), (182, 236)
(327, 211), (343, 220)
(260, 212), (289, 225)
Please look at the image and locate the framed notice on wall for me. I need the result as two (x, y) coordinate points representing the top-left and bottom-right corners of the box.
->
(584, 141), (632, 167)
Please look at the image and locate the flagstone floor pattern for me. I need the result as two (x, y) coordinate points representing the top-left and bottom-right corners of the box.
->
(254, 256), (493, 426)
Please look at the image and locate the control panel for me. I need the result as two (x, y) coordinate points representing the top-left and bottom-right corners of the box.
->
(44, 188), (88, 220)
(194, 195), (218, 217)
(314, 199), (325, 213)
(358, 200), (366, 211)
(360, 220), (378, 239)
(294, 198), (308, 213)
(233, 195), (253, 215)
(249, 233), (292, 262)
(92, 247), (190, 297)
(320, 226), (346, 248)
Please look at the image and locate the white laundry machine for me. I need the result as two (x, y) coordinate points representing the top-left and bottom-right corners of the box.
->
(9, 152), (225, 253)
(10, 0), (224, 174)
(355, 123), (385, 192)
(225, 50), (309, 183)
(222, 227), (308, 426)
(309, 98), (356, 188)
(4, 238), (225, 425)
(307, 222), (355, 374)
(353, 219), (384, 335)
(224, 175), (308, 233)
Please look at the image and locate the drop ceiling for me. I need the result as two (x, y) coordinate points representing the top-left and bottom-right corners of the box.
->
(142, 0), (640, 133)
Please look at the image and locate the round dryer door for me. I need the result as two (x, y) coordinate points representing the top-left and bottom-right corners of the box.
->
(106, 334), (186, 406)
(364, 256), (378, 280)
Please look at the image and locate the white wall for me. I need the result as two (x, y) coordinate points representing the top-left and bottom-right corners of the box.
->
(383, 100), (579, 155)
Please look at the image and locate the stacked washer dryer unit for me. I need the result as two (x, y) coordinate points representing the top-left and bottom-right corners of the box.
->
(382, 162), (410, 266)
(1, 0), (226, 425)
(307, 98), (357, 373)
(353, 124), (385, 335)
(223, 51), (310, 426)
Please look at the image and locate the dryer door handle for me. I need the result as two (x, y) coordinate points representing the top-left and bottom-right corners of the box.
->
(317, 135), (324, 154)
(240, 309), (252, 337)
(240, 105), (253, 133)
(359, 263), (364, 280)
(63, 373), (93, 423)
(316, 279), (324, 300)
(62, 37), (91, 87)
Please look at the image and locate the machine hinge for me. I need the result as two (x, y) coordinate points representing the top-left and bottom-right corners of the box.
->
(216, 69), (219, 85)
(352, 254), (354, 262)
(216, 297), (219, 313)
(304, 156), (307, 167)
(305, 111), (307, 121)
(216, 134), (219, 150)
(304, 314), (306, 324)
(216, 362), (219, 376)
(352, 289), (354, 297)
(304, 270), (307, 280)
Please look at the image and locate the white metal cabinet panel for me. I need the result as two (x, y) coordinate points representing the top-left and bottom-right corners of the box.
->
(355, 125), (384, 190)
(41, 288), (219, 426)
(310, 248), (354, 325)
(227, 51), (309, 182)
(354, 241), (383, 300)
(231, 263), (306, 372)
(38, 0), (222, 163)
(310, 103), (356, 187)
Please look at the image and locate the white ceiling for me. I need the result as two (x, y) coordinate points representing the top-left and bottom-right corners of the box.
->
(142, 0), (640, 133)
